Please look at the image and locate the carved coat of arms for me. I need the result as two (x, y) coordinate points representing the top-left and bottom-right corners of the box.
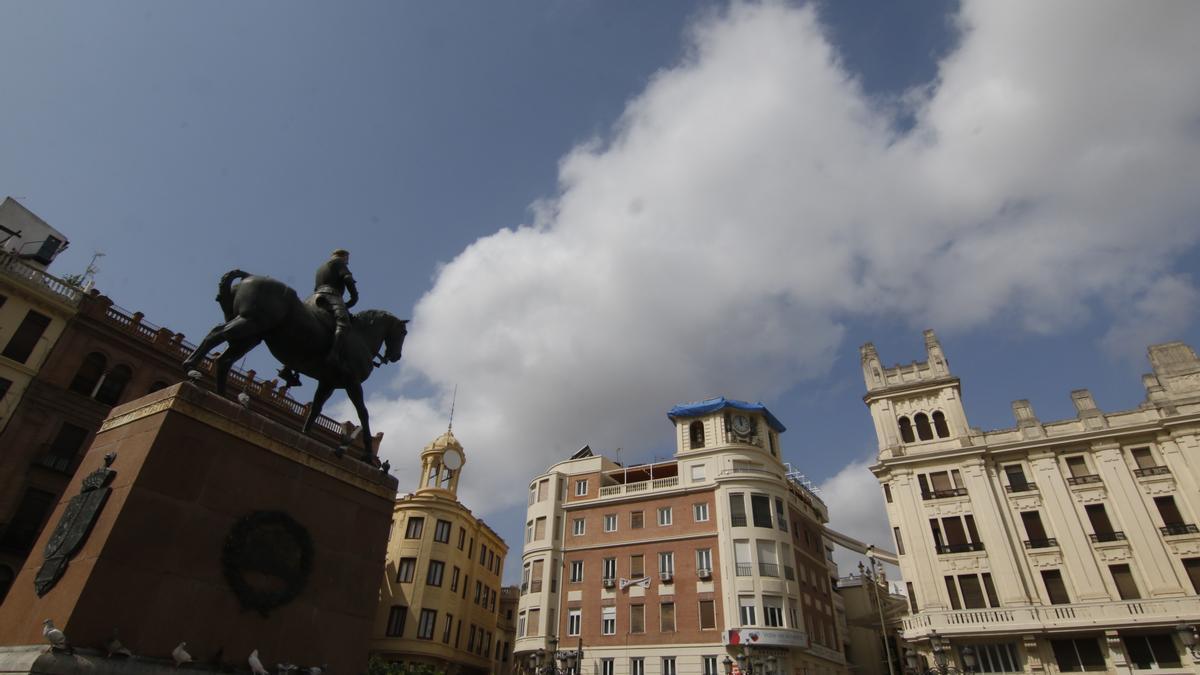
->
(34, 452), (118, 596)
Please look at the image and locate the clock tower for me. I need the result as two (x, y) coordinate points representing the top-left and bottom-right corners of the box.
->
(417, 429), (466, 495)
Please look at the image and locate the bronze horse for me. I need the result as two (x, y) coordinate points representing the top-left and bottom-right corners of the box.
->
(182, 270), (407, 459)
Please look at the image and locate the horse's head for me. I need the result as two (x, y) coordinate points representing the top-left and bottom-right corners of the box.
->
(383, 317), (408, 363)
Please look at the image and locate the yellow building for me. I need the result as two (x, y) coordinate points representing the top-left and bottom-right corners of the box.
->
(373, 430), (510, 675)
(0, 249), (81, 436)
(863, 331), (1200, 673)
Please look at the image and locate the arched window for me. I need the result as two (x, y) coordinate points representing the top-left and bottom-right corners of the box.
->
(69, 352), (107, 396)
(914, 413), (933, 441)
(933, 411), (950, 438)
(898, 416), (915, 443)
(689, 421), (705, 449)
(94, 365), (132, 405)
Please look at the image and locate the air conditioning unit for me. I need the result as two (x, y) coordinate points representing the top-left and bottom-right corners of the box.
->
(697, 568), (712, 580)
(660, 572), (674, 583)
(602, 578), (616, 588)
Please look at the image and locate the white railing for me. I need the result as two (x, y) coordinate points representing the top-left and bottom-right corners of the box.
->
(597, 476), (679, 498)
(901, 596), (1200, 637)
(0, 251), (83, 305)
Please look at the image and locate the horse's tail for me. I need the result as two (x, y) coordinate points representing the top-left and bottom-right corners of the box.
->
(217, 269), (250, 320)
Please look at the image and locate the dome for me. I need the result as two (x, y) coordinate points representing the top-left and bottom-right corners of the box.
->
(422, 429), (463, 455)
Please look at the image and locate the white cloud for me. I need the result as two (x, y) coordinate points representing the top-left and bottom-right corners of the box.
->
(364, 1), (1200, 515)
(818, 457), (892, 571)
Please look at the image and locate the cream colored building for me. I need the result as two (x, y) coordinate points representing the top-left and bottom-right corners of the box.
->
(372, 430), (510, 675)
(515, 398), (849, 675)
(863, 331), (1200, 673)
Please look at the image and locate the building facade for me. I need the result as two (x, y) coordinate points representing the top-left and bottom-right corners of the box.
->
(514, 398), (848, 675)
(372, 430), (511, 675)
(864, 331), (1200, 673)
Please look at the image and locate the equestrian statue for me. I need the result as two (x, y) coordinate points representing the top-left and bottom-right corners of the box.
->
(182, 250), (407, 460)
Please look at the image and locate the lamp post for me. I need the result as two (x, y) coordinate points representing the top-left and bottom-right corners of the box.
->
(528, 637), (584, 675)
(727, 644), (777, 675)
(903, 632), (975, 674)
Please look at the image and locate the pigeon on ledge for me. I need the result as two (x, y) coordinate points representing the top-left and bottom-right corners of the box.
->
(173, 642), (193, 667)
(105, 628), (133, 657)
(42, 619), (71, 653)
(249, 650), (269, 675)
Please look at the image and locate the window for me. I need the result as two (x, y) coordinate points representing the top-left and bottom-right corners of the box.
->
(386, 605), (407, 637)
(657, 507), (672, 526)
(529, 484), (537, 505)
(572, 518), (585, 536)
(1004, 464), (1031, 491)
(930, 515), (983, 553)
(1184, 558), (1200, 594)
(1123, 633), (1181, 669)
(982, 573), (1000, 607)
(750, 494), (772, 528)
(93, 364), (131, 405)
(601, 659), (614, 675)
(631, 511), (644, 529)
(443, 614), (453, 643)
(405, 517), (424, 539)
(690, 465), (705, 482)
(603, 514), (617, 532)
(569, 560), (583, 583)
(893, 527), (906, 556)
(763, 595), (784, 627)
(1050, 638), (1106, 672)
(601, 606), (616, 635)
(756, 540), (778, 577)
(451, 566), (460, 591)
(729, 493), (747, 527)
(932, 410), (950, 437)
(699, 599), (716, 630)
(527, 608), (540, 636)
(658, 551), (674, 575)
(530, 559), (544, 592)
(458, 527), (466, 549)
(70, 353), (106, 395)
(1131, 447), (1157, 469)
(957, 575), (987, 609)
(1066, 455), (1091, 478)
(630, 604), (644, 633)
(696, 548), (712, 573)
(914, 412), (933, 440)
(397, 558), (416, 583)
(738, 596), (757, 625)
(603, 557), (617, 580)
(944, 576), (962, 610)
(537, 478), (549, 501)
(702, 657), (718, 675)
(575, 480), (589, 497)
(1154, 496), (1186, 526)
(1085, 504), (1117, 538)
(568, 609), (581, 636)
(660, 602), (675, 632)
(1041, 570), (1071, 605)
(631, 658), (645, 675)
(2, 310), (50, 363)
(662, 658), (676, 675)
(690, 420), (705, 448)
(426, 560), (445, 586)
(630, 554), (645, 578)
(534, 517), (546, 539)
(906, 582), (919, 613)
(898, 416), (915, 443)
(775, 497), (787, 531)
(417, 609), (437, 639)
(41, 423), (89, 472)
(434, 519), (451, 543)
(1109, 564), (1140, 600)
(883, 483), (892, 503)
(961, 643), (1021, 673)
(694, 503), (709, 522)
(734, 540), (752, 576)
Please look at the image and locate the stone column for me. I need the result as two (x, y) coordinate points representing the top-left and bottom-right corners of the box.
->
(960, 458), (1034, 605)
(1027, 450), (1108, 601)
(1092, 442), (1184, 596)
(890, 468), (947, 610)
(1104, 630), (1132, 675)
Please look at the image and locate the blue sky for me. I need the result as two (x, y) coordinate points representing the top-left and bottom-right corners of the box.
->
(4, 1), (1199, 582)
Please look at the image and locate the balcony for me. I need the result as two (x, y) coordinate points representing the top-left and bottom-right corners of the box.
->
(1066, 474), (1102, 486)
(935, 542), (985, 554)
(1160, 523), (1199, 537)
(735, 563), (754, 577)
(758, 562), (780, 577)
(1004, 482), (1037, 493)
(1023, 538), (1058, 549)
(1134, 466), (1171, 478)
(922, 488), (969, 500)
(598, 476), (679, 498)
(900, 596), (1200, 638)
(1089, 531), (1126, 543)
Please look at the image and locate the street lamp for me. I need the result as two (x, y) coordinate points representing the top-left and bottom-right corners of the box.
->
(903, 633), (975, 674)
(1176, 624), (1200, 659)
(528, 638), (584, 675)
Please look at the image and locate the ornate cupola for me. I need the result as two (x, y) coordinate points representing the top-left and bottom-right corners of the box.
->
(416, 429), (466, 495)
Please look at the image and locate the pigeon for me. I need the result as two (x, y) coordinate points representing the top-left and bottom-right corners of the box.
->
(249, 650), (269, 675)
(307, 664), (327, 675)
(380, 460), (391, 473)
(173, 642), (193, 667)
(276, 663), (298, 675)
(105, 628), (133, 658)
(187, 370), (204, 382)
(237, 392), (251, 408)
(42, 619), (71, 653)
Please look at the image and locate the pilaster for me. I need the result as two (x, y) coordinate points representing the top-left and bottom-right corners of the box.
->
(890, 469), (946, 611)
(1104, 629), (1132, 675)
(959, 458), (1032, 605)
(1027, 450), (1108, 601)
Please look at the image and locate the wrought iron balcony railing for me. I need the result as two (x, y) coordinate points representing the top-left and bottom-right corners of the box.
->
(1160, 523), (1199, 536)
(1133, 466), (1170, 478)
(921, 488), (969, 500)
(1023, 538), (1058, 549)
(1066, 474), (1102, 486)
(1004, 482), (1037, 493)
(1089, 531), (1126, 543)
(935, 542), (985, 554)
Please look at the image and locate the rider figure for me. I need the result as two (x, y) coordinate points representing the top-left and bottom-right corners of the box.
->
(277, 249), (358, 388)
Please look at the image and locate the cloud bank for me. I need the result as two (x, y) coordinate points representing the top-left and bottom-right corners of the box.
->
(361, 1), (1200, 512)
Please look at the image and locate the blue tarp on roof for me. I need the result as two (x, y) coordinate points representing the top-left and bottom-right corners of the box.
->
(667, 396), (787, 433)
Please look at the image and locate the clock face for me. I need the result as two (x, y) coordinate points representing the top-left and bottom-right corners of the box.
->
(732, 415), (752, 435)
(442, 448), (463, 470)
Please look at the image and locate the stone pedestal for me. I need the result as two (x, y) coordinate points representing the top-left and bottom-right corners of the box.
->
(0, 382), (397, 675)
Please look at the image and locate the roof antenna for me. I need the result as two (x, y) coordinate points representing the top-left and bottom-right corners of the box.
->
(447, 384), (458, 432)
